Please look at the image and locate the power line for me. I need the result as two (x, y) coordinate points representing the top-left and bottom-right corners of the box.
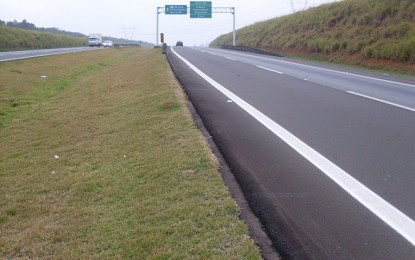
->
(122, 25), (136, 40)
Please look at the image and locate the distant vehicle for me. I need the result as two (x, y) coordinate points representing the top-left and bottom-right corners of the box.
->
(102, 40), (114, 47)
(88, 34), (102, 47)
(176, 41), (183, 47)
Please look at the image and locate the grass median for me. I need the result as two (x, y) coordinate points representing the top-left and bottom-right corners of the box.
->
(0, 47), (261, 258)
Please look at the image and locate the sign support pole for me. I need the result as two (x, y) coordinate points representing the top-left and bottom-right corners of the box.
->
(232, 7), (236, 46)
(156, 7), (160, 46)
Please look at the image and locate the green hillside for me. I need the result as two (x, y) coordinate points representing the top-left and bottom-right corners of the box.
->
(211, 0), (415, 73)
(0, 25), (87, 51)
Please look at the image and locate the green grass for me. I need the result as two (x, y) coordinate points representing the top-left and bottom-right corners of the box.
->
(0, 48), (261, 258)
(0, 25), (86, 51)
(211, 0), (415, 73)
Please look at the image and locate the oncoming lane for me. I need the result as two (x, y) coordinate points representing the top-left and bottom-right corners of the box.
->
(0, 47), (97, 62)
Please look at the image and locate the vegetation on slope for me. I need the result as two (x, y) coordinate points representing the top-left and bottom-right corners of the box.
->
(0, 19), (153, 50)
(211, 0), (415, 73)
(0, 19), (85, 38)
(0, 25), (87, 51)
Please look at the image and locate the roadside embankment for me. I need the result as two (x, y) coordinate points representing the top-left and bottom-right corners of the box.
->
(0, 25), (86, 51)
(211, 0), (415, 74)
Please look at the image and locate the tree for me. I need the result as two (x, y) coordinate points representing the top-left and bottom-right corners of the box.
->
(20, 19), (36, 30)
(6, 20), (18, 26)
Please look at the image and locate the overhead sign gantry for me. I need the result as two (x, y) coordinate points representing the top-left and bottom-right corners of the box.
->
(156, 2), (236, 46)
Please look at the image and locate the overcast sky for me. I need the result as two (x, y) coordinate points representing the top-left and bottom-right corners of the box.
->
(0, 0), (340, 46)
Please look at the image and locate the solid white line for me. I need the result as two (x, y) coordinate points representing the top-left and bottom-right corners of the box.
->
(348, 91), (415, 112)
(274, 59), (415, 88)
(256, 65), (284, 74)
(171, 46), (415, 246)
(205, 48), (415, 89)
(225, 57), (236, 61)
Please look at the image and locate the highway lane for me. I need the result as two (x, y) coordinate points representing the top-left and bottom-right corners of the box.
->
(0, 47), (96, 62)
(167, 46), (415, 258)
(201, 48), (415, 110)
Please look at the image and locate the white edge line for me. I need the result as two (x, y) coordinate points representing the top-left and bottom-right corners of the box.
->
(171, 46), (415, 246)
(206, 48), (415, 89)
(274, 59), (415, 88)
(278, 60), (415, 88)
(348, 91), (415, 112)
(256, 65), (284, 74)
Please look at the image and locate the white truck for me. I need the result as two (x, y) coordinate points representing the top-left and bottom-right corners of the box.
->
(88, 34), (102, 47)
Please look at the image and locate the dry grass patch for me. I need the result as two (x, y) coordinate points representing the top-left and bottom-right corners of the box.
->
(0, 48), (261, 258)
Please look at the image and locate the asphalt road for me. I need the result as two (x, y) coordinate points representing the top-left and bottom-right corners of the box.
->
(167, 46), (415, 259)
(0, 47), (96, 62)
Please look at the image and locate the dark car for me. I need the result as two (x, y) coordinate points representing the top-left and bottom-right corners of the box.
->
(176, 41), (183, 47)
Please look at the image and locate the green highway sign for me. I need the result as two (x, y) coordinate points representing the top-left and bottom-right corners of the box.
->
(165, 5), (187, 15)
(190, 1), (212, 18)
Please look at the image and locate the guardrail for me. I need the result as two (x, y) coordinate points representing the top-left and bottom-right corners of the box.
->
(221, 45), (283, 57)
(113, 43), (141, 47)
